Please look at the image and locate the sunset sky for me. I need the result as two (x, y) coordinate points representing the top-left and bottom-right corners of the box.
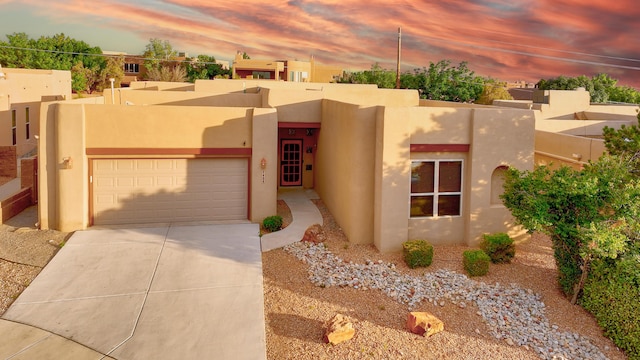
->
(1, 0), (639, 87)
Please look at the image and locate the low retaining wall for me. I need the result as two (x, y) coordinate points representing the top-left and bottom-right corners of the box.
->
(1, 187), (33, 223)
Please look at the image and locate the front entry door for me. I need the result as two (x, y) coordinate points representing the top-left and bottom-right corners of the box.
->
(281, 139), (302, 186)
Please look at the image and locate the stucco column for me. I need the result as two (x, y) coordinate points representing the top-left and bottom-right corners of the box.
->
(55, 104), (88, 231)
(250, 108), (278, 222)
(373, 107), (411, 252)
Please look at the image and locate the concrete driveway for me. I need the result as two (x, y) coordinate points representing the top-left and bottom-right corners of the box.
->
(3, 224), (266, 360)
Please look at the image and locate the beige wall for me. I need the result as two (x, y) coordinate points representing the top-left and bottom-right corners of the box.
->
(315, 100), (379, 244)
(372, 106), (534, 252)
(535, 131), (605, 169)
(0, 68), (71, 157)
(128, 81), (194, 91)
(39, 102), (278, 231)
(106, 88), (262, 108)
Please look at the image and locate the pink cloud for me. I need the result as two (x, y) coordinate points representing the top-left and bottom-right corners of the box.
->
(4, 0), (640, 87)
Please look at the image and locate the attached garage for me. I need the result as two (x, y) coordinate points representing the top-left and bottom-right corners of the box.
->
(91, 158), (248, 225)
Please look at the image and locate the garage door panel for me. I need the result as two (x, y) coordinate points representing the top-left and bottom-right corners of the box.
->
(92, 159), (248, 225)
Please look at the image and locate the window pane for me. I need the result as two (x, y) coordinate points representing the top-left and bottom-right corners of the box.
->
(410, 195), (434, 217)
(439, 161), (461, 192)
(411, 162), (434, 193)
(438, 195), (461, 216)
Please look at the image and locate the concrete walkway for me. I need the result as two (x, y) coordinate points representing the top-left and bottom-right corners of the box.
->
(260, 189), (323, 252)
(1, 224), (266, 360)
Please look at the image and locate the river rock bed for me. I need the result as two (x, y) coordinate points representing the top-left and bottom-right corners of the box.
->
(284, 241), (607, 360)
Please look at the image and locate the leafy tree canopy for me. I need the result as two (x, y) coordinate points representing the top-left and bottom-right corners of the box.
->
(142, 38), (177, 71)
(184, 55), (229, 82)
(338, 63), (396, 89)
(501, 112), (640, 303)
(537, 73), (640, 104)
(475, 79), (513, 105)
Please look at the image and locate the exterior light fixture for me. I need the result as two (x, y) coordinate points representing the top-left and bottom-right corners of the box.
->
(260, 158), (267, 169)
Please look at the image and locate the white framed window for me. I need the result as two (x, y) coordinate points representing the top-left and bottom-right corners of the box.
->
(410, 160), (463, 217)
(124, 63), (139, 73)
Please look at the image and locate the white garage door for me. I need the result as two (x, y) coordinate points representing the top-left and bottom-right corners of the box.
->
(92, 158), (248, 225)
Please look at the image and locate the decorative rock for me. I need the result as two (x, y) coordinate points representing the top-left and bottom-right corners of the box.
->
(323, 314), (355, 345)
(301, 224), (325, 243)
(406, 312), (444, 337)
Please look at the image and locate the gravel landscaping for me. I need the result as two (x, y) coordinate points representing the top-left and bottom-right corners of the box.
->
(262, 200), (627, 360)
(0, 202), (628, 359)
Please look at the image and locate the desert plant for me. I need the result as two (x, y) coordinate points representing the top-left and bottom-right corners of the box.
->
(402, 239), (434, 268)
(481, 233), (515, 263)
(463, 250), (490, 276)
(262, 215), (283, 232)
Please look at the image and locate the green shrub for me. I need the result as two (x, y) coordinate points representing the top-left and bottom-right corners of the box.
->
(402, 240), (433, 268)
(481, 233), (515, 264)
(463, 250), (490, 276)
(262, 215), (283, 232)
(581, 257), (640, 359)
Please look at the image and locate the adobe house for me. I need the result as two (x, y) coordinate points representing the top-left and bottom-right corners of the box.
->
(232, 52), (344, 83)
(38, 79), (535, 251)
(495, 89), (638, 170)
(0, 67), (71, 157)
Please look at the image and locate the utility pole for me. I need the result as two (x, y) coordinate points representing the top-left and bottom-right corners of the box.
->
(396, 27), (402, 89)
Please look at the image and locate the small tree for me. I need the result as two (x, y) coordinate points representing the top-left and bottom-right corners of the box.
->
(501, 116), (640, 303)
(475, 80), (513, 105)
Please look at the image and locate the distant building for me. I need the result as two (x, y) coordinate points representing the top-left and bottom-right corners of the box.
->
(0, 67), (71, 157)
(232, 52), (343, 83)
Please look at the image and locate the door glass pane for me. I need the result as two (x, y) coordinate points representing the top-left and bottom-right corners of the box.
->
(411, 162), (434, 193)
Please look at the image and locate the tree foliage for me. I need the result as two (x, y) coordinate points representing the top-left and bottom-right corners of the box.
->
(338, 63), (396, 89)
(402, 60), (484, 102)
(537, 73), (640, 104)
(183, 55), (229, 82)
(501, 115), (640, 303)
(475, 79), (514, 105)
(145, 65), (187, 82)
(0, 32), (113, 93)
(142, 38), (177, 72)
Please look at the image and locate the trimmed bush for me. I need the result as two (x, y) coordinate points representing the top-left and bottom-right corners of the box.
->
(581, 257), (640, 359)
(402, 240), (433, 269)
(481, 233), (515, 264)
(463, 250), (490, 277)
(262, 215), (283, 232)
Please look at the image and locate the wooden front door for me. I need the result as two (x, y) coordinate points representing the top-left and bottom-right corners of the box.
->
(280, 139), (302, 186)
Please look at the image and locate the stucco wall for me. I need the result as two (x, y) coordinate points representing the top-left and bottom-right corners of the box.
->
(535, 131), (605, 169)
(106, 88), (262, 108)
(374, 106), (534, 252)
(39, 102), (277, 231)
(315, 100), (378, 244)
(465, 108), (534, 245)
(0, 68), (71, 157)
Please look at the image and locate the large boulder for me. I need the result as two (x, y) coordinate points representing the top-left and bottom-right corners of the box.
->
(323, 314), (355, 345)
(301, 223), (324, 243)
(406, 312), (444, 337)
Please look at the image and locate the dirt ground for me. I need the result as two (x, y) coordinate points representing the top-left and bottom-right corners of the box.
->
(0, 206), (69, 315)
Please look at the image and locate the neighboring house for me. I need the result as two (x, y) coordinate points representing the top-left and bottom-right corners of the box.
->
(495, 89), (638, 169)
(0, 67), (71, 157)
(232, 52), (343, 83)
(38, 79), (536, 252)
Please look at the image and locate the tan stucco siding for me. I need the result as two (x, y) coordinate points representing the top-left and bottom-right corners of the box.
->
(409, 107), (473, 144)
(39, 102), (279, 231)
(535, 130), (605, 169)
(262, 88), (323, 123)
(84, 105), (254, 149)
(107, 89), (262, 108)
(250, 109), (278, 222)
(316, 100), (377, 244)
(466, 109), (534, 245)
